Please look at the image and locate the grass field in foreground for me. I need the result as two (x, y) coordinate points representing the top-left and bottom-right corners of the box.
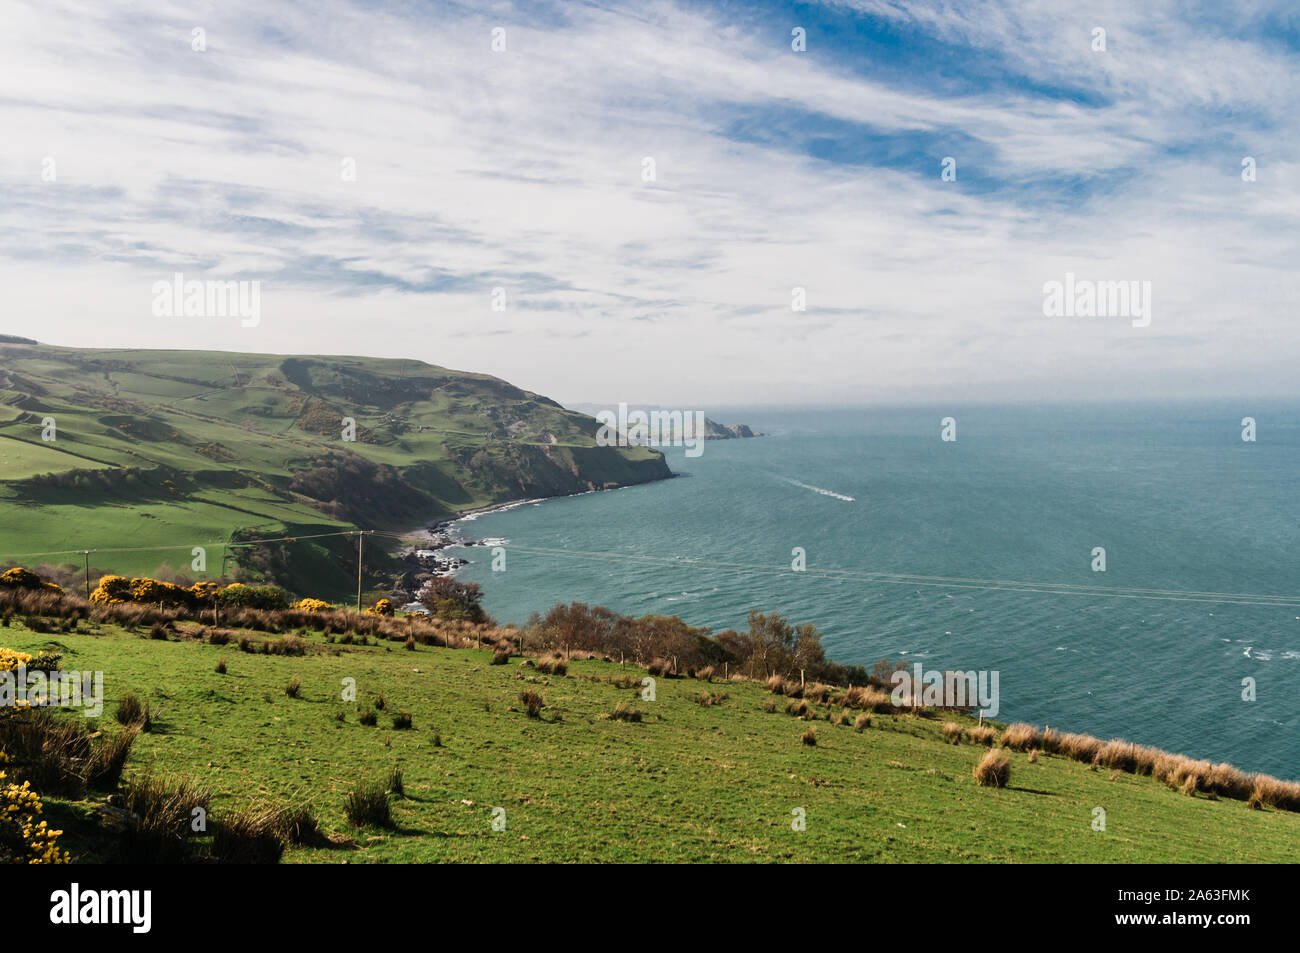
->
(6, 619), (1298, 864)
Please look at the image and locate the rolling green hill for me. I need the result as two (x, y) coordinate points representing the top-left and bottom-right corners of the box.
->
(0, 343), (669, 598)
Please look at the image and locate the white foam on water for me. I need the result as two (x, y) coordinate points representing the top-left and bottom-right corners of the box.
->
(774, 475), (855, 502)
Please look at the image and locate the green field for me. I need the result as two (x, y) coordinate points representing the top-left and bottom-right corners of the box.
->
(6, 619), (1296, 864)
(0, 344), (669, 597)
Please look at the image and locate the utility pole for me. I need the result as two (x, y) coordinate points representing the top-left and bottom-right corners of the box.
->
(356, 531), (365, 612)
(82, 550), (92, 599)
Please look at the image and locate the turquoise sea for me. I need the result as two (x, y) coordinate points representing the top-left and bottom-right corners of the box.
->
(449, 403), (1300, 778)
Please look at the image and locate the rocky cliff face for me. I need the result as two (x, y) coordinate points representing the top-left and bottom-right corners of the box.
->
(704, 419), (759, 439)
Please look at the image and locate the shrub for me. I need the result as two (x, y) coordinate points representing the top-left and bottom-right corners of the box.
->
(490, 648), (510, 665)
(804, 682), (832, 704)
(1057, 732), (1103, 763)
(366, 598), (394, 617)
(974, 750), (1011, 788)
(132, 579), (195, 610)
(800, 726), (817, 746)
(0, 566), (62, 593)
(1001, 722), (1041, 752)
(268, 635), (306, 656)
(762, 698), (776, 713)
(854, 712), (871, 732)
(1206, 762), (1252, 800)
(392, 711), (413, 730)
(289, 598), (334, 613)
(386, 767), (404, 797)
(114, 774), (212, 863)
(942, 722), (963, 744)
(87, 726), (139, 790)
(0, 751), (70, 864)
(189, 581), (221, 604)
(215, 658), (227, 674)
(1096, 739), (1138, 773)
(609, 701), (642, 722)
(0, 707), (136, 797)
(1129, 745), (1160, 776)
(404, 636), (416, 651)
(419, 577), (487, 624)
(536, 654), (568, 676)
(217, 583), (288, 611)
(285, 677), (301, 699)
(646, 658), (673, 677)
(965, 725), (995, 746)
(115, 693), (151, 730)
(520, 690), (544, 719)
(273, 804), (322, 845)
(358, 708), (377, 727)
(88, 575), (134, 606)
(1249, 776), (1300, 812)
(838, 685), (892, 712)
(148, 622), (169, 640)
(212, 807), (286, 864)
(343, 779), (393, 828)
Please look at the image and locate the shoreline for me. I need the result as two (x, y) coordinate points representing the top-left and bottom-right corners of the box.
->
(395, 475), (678, 550)
(383, 479), (675, 600)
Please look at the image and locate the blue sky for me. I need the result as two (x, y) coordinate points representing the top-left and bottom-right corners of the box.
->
(3, 0), (1299, 405)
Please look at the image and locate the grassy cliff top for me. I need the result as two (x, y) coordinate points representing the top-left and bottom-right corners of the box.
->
(0, 343), (668, 595)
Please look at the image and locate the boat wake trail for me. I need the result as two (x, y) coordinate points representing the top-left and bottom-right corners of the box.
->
(774, 475), (855, 502)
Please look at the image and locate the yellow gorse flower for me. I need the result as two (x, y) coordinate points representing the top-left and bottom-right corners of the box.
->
(0, 753), (69, 864)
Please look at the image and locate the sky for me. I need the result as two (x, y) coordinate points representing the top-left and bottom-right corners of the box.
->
(2, 0), (1299, 407)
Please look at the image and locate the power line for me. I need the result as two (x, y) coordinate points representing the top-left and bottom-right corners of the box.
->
(0, 528), (377, 560)
(6, 531), (1300, 608)
(492, 544), (1300, 609)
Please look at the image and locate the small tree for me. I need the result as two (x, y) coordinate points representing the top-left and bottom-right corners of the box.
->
(419, 577), (487, 624)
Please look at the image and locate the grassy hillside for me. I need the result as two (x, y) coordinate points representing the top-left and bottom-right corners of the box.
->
(0, 343), (669, 598)
(6, 617), (1296, 864)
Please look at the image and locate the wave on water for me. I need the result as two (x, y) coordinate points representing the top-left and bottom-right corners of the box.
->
(774, 475), (855, 502)
(453, 499), (541, 524)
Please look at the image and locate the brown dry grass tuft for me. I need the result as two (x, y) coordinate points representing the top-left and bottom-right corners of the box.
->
(973, 749), (1011, 788)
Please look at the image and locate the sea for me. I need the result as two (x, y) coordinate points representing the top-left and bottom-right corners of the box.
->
(447, 402), (1300, 778)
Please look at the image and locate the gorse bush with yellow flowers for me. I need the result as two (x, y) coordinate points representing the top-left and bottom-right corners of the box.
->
(365, 598), (394, 617)
(0, 567), (63, 595)
(90, 575), (205, 609)
(0, 647), (33, 672)
(0, 751), (70, 863)
(125, 577), (194, 609)
(0, 648), (34, 725)
(87, 575), (291, 613)
(289, 598), (335, 613)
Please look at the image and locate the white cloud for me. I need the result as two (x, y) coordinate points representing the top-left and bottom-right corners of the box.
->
(1, 0), (1297, 405)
